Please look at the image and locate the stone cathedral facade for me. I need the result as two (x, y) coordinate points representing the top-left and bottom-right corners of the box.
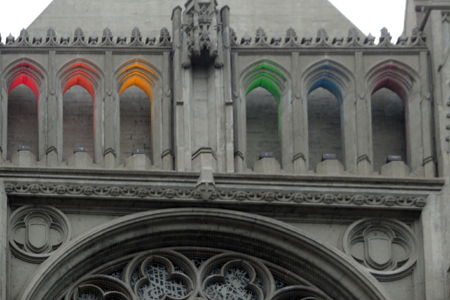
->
(1, 0), (450, 299)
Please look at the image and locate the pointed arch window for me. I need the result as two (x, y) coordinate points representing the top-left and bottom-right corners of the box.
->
(116, 59), (158, 164)
(5, 60), (45, 160)
(242, 63), (288, 169)
(59, 60), (101, 161)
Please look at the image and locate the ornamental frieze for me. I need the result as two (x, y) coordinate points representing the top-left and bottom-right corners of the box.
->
(4, 182), (427, 208)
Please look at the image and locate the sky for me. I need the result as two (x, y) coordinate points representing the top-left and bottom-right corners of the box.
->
(0, 0), (407, 40)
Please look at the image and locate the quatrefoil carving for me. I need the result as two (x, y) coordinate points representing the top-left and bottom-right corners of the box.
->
(203, 260), (263, 300)
(343, 218), (418, 281)
(9, 205), (71, 263)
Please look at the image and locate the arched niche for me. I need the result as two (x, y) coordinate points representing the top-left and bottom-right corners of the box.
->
(302, 61), (352, 171)
(17, 209), (392, 300)
(371, 87), (406, 171)
(58, 59), (102, 162)
(2, 58), (46, 160)
(239, 61), (291, 170)
(115, 59), (158, 165)
(366, 60), (419, 172)
(7, 85), (39, 159)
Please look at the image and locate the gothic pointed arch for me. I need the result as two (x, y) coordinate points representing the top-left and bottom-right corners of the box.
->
(115, 59), (160, 165)
(302, 60), (353, 170)
(239, 60), (292, 170)
(59, 58), (102, 102)
(17, 209), (392, 300)
(366, 59), (419, 172)
(2, 58), (48, 160)
(303, 60), (352, 104)
(57, 59), (104, 161)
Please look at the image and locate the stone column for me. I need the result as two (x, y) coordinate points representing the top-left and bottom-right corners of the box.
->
(0, 181), (8, 300)
(0, 52), (5, 163)
(292, 52), (306, 173)
(46, 51), (60, 167)
(421, 193), (447, 300)
(419, 51), (435, 178)
(161, 51), (174, 170)
(172, 6), (186, 171)
(38, 82), (48, 162)
(231, 52), (245, 172)
(354, 52), (372, 175)
(103, 51), (117, 168)
(221, 6), (234, 173)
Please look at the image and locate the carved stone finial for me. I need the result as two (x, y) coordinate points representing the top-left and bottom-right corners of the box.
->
(33, 33), (42, 45)
(286, 28), (297, 41)
(348, 27), (359, 39)
(410, 26), (426, 46)
(255, 27), (267, 42)
(46, 28), (57, 45)
(364, 33), (376, 46)
(378, 27), (392, 46)
(333, 35), (344, 46)
(102, 27), (114, 45)
(60, 33), (70, 45)
(271, 32), (282, 46)
(19, 28), (29, 39)
(74, 28), (84, 38)
(146, 32), (156, 45)
(159, 27), (171, 46)
(130, 27), (143, 46)
(117, 32), (127, 44)
(229, 27), (239, 46)
(241, 32), (252, 45)
(88, 32), (98, 45)
(73, 28), (85, 45)
(316, 28), (328, 41)
(396, 33), (408, 46)
(6, 33), (15, 45)
(301, 33), (313, 46)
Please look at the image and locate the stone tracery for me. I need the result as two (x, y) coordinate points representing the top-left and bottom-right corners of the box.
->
(63, 249), (330, 300)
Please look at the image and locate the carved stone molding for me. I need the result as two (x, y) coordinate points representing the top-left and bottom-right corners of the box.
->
(5, 182), (427, 209)
(62, 248), (331, 300)
(342, 218), (418, 281)
(9, 205), (72, 263)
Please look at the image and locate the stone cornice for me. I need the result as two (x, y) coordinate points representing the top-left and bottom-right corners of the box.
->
(4, 182), (428, 210)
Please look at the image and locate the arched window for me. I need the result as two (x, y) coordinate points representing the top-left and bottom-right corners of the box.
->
(116, 59), (157, 164)
(303, 62), (350, 171)
(367, 61), (417, 172)
(242, 62), (287, 169)
(307, 83), (343, 169)
(7, 85), (38, 159)
(62, 86), (95, 160)
(5, 60), (44, 160)
(245, 87), (281, 168)
(59, 60), (100, 161)
(371, 88), (406, 171)
(119, 86), (152, 164)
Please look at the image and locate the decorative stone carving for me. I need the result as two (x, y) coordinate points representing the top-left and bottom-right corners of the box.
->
(62, 248), (330, 300)
(343, 219), (418, 281)
(182, 0), (222, 66)
(9, 205), (71, 263)
(4, 182), (428, 208)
